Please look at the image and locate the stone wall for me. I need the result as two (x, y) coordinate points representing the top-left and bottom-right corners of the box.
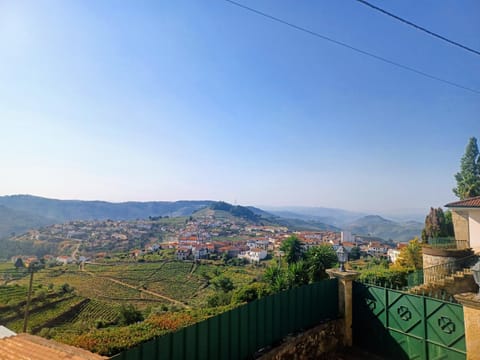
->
(258, 320), (344, 360)
(422, 248), (473, 283)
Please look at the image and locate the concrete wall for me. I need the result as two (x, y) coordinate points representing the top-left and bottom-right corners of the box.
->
(452, 210), (469, 246)
(258, 320), (344, 360)
(468, 209), (480, 252)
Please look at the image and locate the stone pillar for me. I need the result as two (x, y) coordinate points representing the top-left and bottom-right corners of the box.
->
(326, 269), (359, 347)
(454, 292), (480, 360)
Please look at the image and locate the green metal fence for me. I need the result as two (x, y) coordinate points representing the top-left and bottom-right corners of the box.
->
(407, 269), (424, 288)
(353, 282), (466, 360)
(427, 237), (456, 249)
(110, 279), (338, 360)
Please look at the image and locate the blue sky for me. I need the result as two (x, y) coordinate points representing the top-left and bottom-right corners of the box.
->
(1, 0), (479, 214)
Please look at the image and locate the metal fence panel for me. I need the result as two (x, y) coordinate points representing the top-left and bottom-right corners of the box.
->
(353, 282), (466, 360)
(110, 278), (339, 360)
(184, 324), (197, 360)
(196, 320), (208, 360)
(229, 307), (240, 360)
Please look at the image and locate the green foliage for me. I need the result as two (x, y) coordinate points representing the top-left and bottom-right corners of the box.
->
(209, 202), (260, 222)
(211, 276), (234, 293)
(264, 244), (337, 292)
(61, 311), (197, 356)
(231, 283), (270, 304)
(38, 327), (56, 339)
(349, 246), (361, 260)
(59, 283), (74, 294)
(359, 265), (409, 288)
(263, 265), (288, 292)
(422, 207), (454, 242)
(453, 137), (480, 199)
(392, 238), (423, 271)
(286, 261), (309, 286)
(279, 235), (303, 264)
(118, 304), (144, 325)
(444, 210), (454, 238)
(304, 245), (337, 282)
(206, 292), (232, 307)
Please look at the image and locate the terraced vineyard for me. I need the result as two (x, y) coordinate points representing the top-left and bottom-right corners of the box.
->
(70, 299), (120, 324)
(0, 284), (28, 306)
(88, 261), (206, 306)
(18, 268), (168, 309)
(0, 282), (86, 334)
(5, 296), (85, 333)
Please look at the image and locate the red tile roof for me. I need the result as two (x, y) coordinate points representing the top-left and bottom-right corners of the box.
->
(0, 333), (106, 359)
(445, 196), (480, 208)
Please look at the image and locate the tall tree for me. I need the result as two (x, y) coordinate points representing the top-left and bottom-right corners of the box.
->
(453, 137), (480, 199)
(422, 207), (449, 242)
(279, 235), (304, 264)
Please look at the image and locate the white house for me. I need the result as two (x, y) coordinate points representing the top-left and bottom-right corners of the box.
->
(238, 249), (267, 263)
(176, 247), (191, 261)
(56, 256), (73, 265)
(192, 247), (208, 260)
(387, 248), (400, 263)
(446, 196), (480, 252)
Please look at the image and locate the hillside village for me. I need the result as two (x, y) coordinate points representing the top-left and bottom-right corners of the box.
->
(8, 210), (400, 268)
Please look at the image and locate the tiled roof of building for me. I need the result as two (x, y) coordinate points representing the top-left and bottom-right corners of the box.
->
(445, 196), (480, 208)
(0, 333), (106, 360)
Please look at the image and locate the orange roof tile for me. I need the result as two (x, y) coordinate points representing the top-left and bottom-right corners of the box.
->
(0, 333), (106, 360)
(446, 196), (480, 208)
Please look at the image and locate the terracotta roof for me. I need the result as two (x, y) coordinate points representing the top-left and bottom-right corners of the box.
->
(445, 196), (480, 208)
(0, 333), (106, 359)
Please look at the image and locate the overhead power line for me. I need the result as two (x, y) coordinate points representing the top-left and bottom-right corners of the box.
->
(224, 0), (480, 95)
(353, 0), (480, 57)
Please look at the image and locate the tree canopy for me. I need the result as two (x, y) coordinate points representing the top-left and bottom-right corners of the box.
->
(263, 244), (337, 292)
(453, 137), (480, 199)
(421, 207), (454, 242)
(279, 235), (304, 264)
(392, 238), (423, 270)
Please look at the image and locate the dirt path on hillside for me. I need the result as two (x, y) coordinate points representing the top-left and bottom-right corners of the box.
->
(71, 243), (80, 260)
(84, 271), (190, 309)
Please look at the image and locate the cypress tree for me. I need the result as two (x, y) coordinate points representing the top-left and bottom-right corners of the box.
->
(453, 137), (480, 199)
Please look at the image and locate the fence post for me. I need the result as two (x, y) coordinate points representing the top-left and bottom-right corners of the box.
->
(326, 269), (359, 347)
(454, 292), (480, 360)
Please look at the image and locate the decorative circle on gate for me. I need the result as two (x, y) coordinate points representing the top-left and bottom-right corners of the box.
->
(438, 316), (455, 334)
(366, 298), (376, 311)
(397, 306), (411, 321)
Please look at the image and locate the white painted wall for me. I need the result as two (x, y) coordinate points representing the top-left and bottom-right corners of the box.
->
(468, 209), (480, 253)
(341, 231), (353, 243)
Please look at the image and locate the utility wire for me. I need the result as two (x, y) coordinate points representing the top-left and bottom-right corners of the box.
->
(224, 0), (480, 95)
(353, 0), (480, 57)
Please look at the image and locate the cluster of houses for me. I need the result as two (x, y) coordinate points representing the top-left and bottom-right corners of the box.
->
(18, 219), (156, 255)
(10, 254), (89, 267)
(171, 237), (270, 263)
(163, 231), (397, 263)
(9, 214), (403, 266)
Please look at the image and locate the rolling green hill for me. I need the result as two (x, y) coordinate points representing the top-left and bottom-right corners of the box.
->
(0, 205), (52, 238)
(344, 215), (422, 242)
(0, 195), (214, 223)
(0, 195), (215, 239)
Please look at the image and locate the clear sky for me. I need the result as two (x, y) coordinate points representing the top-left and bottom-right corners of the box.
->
(1, 0), (479, 214)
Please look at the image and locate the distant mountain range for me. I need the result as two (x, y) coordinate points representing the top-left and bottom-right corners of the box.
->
(0, 195), (423, 242)
(264, 206), (423, 241)
(264, 206), (366, 227)
(343, 215), (422, 242)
